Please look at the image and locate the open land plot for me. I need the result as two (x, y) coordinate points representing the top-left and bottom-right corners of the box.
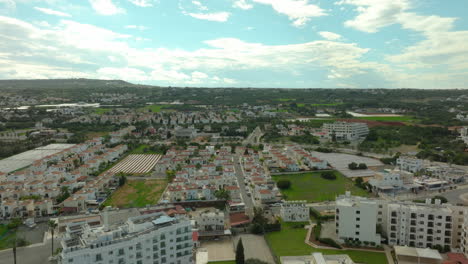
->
(265, 222), (387, 264)
(311, 152), (383, 178)
(201, 237), (235, 262)
(103, 179), (167, 208)
(357, 116), (417, 122)
(108, 154), (161, 174)
(143, 104), (171, 113)
(272, 171), (369, 202)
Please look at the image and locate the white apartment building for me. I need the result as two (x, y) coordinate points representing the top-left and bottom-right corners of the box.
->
(461, 209), (468, 257)
(336, 193), (466, 250)
(396, 156), (423, 173)
(335, 192), (383, 245)
(460, 126), (468, 144)
(280, 201), (309, 222)
(322, 122), (369, 141)
(194, 209), (225, 234)
(387, 199), (465, 250)
(59, 212), (193, 264)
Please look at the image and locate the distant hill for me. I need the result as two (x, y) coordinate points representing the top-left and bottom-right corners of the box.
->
(0, 79), (137, 90)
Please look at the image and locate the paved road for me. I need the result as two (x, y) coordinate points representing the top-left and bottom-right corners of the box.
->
(234, 155), (254, 217)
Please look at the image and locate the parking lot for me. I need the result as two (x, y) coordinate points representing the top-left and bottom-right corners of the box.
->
(311, 151), (383, 178)
(200, 237), (235, 262)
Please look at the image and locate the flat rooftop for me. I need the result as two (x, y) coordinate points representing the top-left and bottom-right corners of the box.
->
(0, 143), (75, 173)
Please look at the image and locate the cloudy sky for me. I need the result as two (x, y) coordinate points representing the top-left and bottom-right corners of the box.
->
(1, 0), (467, 88)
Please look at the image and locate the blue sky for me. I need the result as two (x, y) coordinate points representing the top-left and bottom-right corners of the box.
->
(0, 0), (467, 88)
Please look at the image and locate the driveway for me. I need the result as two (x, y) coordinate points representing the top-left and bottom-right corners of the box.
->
(233, 234), (275, 264)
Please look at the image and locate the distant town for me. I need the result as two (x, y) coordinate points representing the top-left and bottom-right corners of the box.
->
(0, 79), (468, 264)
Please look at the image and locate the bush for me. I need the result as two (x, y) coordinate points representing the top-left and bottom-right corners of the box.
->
(313, 223), (322, 239)
(318, 238), (342, 249)
(358, 163), (367, 169)
(277, 180), (291, 190)
(321, 171), (336, 180)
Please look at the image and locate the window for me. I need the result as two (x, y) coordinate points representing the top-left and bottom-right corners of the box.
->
(356, 210), (360, 214)
(136, 252), (142, 259)
(118, 249), (125, 256)
(356, 225), (360, 228)
(96, 254), (102, 261)
(136, 243), (142, 250)
(68, 259), (74, 263)
(356, 218), (360, 221)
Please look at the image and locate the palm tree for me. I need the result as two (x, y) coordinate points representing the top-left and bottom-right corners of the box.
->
(7, 218), (21, 264)
(48, 220), (58, 256)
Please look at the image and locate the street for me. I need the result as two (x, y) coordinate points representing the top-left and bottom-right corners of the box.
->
(234, 155), (254, 217)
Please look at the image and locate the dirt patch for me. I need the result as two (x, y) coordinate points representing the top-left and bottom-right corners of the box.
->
(105, 179), (167, 208)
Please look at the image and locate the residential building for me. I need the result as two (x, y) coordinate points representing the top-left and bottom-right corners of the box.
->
(387, 198), (465, 250)
(322, 122), (369, 141)
(397, 156), (424, 173)
(280, 201), (309, 222)
(59, 212), (193, 264)
(335, 192), (382, 245)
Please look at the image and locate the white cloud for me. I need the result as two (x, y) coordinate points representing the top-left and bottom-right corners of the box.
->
(125, 25), (148, 30)
(127, 0), (155, 7)
(252, 0), (326, 27)
(88, 0), (125, 15)
(191, 0), (208, 11)
(233, 0), (253, 10)
(2, 15), (467, 88)
(34, 7), (71, 17)
(187, 12), (230, 22)
(319, 31), (342, 41)
(336, 0), (410, 33)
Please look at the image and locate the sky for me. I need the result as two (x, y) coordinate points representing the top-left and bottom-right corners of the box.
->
(0, 0), (468, 88)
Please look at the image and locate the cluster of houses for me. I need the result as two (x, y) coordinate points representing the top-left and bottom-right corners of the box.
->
(240, 147), (280, 204)
(263, 144), (328, 172)
(159, 145), (242, 203)
(0, 130), (132, 218)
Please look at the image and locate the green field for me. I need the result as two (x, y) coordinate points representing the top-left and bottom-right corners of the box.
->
(103, 179), (168, 208)
(0, 225), (14, 250)
(94, 108), (112, 115)
(143, 104), (171, 113)
(272, 171), (369, 202)
(277, 98), (296, 102)
(129, 144), (161, 154)
(310, 102), (343, 106)
(265, 223), (387, 264)
(356, 116), (416, 122)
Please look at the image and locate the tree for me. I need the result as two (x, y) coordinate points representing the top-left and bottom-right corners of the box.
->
(355, 177), (364, 187)
(276, 180), (291, 190)
(236, 238), (245, 264)
(118, 175), (127, 187)
(321, 171), (336, 180)
(348, 162), (358, 170)
(7, 218), (21, 264)
(48, 220), (58, 256)
(214, 188), (230, 201)
(358, 163), (368, 169)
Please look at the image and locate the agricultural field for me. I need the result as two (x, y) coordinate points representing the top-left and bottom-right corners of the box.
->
(103, 179), (167, 208)
(272, 171), (369, 202)
(108, 154), (161, 174)
(265, 222), (387, 264)
(357, 115), (417, 122)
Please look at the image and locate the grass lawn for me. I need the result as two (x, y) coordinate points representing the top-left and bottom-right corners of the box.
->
(94, 108), (112, 115)
(357, 116), (417, 122)
(103, 179), (167, 208)
(272, 171), (369, 202)
(129, 144), (161, 154)
(143, 104), (171, 113)
(265, 222), (387, 264)
(0, 225), (14, 250)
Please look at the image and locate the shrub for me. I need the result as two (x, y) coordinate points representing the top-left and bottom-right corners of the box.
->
(321, 171), (336, 180)
(277, 180), (291, 190)
(358, 163), (368, 169)
(318, 238), (342, 249)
